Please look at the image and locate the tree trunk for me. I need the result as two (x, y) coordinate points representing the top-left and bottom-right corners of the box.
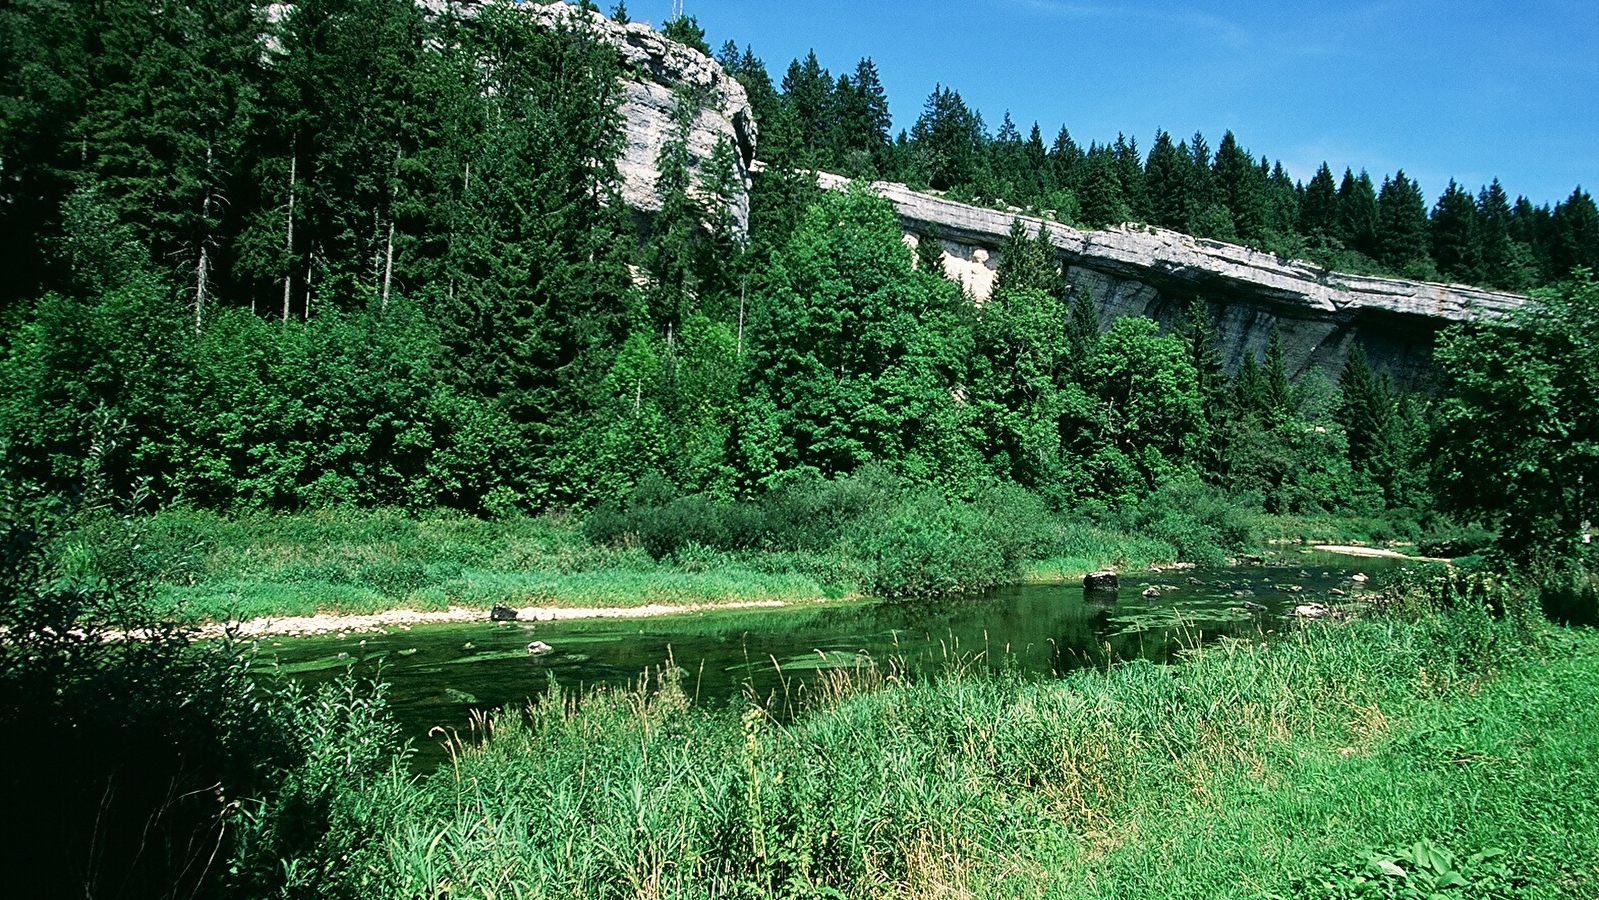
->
(382, 220), (395, 311)
(283, 148), (297, 321)
(195, 143), (213, 333)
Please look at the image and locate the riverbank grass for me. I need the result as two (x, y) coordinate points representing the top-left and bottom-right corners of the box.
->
(146, 505), (1184, 623)
(279, 604), (1597, 898)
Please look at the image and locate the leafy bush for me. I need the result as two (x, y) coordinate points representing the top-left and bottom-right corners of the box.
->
(584, 470), (1062, 597)
(1107, 475), (1260, 566)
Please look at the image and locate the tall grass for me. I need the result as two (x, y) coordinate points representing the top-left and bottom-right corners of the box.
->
(252, 586), (1599, 899)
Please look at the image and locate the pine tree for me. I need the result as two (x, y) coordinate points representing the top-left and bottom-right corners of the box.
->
(1181, 298), (1230, 476)
(661, 14), (709, 54)
(1551, 187), (1599, 278)
(781, 51), (835, 165)
(1262, 323), (1292, 419)
(993, 219), (1059, 299)
(913, 227), (947, 278)
(1377, 171), (1431, 275)
(1144, 130), (1189, 230)
(1339, 345), (1398, 506)
(1338, 168), (1380, 259)
(1049, 126), (1085, 194)
(1298, 163), (1340, 246)
(1476, 179), (1520, 289)
(1212, 131), (1264, 243)
(909, 85), (983, 191)
(1113, 133), (1147, 223)
(1234, 352), (1265, 415)
(1079, 144), (1128, 227)
(1430, 179), (1483, 284)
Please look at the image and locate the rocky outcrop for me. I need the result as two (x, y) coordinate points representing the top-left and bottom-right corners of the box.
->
(420, 0), (758, 232)
(821, 175), (1528, 390)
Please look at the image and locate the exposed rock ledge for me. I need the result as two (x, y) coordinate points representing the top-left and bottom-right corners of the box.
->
(818, 174), (1528, 389)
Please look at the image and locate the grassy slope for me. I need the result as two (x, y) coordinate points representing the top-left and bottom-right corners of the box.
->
(324, 617), (1597, 898)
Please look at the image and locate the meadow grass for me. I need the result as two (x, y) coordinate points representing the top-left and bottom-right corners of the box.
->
(145, 507), (1178, 622)
(287, 602), (1598, 899)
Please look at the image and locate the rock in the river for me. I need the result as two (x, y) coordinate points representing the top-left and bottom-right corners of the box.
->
(527, 640), (554, 656)
(1291, 603), (1330, 619)
(1141, 586), (1161, 599)
(490, 604), (520, 622)
(1083, 571), (1120, 592)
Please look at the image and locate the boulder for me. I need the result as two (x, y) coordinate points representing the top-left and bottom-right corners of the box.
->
(490, 605), (520, 622)
(1141, 586), (1161, 599)
(527, 641), (554, 656)
(1083, 571), (1119, 592)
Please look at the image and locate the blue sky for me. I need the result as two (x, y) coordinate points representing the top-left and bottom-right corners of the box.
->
(634, 0), (1597, 207)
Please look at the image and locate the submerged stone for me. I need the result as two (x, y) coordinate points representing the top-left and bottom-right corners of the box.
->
(1084, 571), (1120, 593)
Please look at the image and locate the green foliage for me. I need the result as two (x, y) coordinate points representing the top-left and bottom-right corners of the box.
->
(1285, 841), (1524, 900)
(1433, 273), (1599, 563)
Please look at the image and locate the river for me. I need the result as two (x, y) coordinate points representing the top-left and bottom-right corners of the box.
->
(258, 550), (1404, 767)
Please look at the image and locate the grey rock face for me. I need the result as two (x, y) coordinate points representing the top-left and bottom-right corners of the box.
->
(420, 0), (757, 232)
(821, 175), (1528, 389)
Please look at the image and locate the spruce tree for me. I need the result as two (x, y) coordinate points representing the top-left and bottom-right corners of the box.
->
(1551, 187), (1599, 278)
(1376, 171), (1430, 275)
(781, 51), (835, 165)
(1430, 179), (1483, 284)
(1298, 163), (1340, 246)
(909, 85), (983, 191)
(1113, 133), (1147, 223)
(1144, 130), (1189, 230)
(1338, 345), (1397, 504)
(1079, 144), (1128, 228)
(1212, 131), (1264, 243)
(1049, 126), (1085, 194)
(1338, 168), (1381, 259)
(1476, 179), (1520, 289)
(1262, 323), (1293, 419)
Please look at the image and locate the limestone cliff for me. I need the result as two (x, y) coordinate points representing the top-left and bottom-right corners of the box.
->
(420, 0), (758, 232)
(819, 175), (1528, 390)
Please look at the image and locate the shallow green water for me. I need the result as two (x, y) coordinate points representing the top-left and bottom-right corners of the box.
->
(258, 550), (1403, 767)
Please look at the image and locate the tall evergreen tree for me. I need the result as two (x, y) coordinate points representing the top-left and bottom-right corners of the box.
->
(1144, 129), (1189, 230)
(1476, 179), (1520, 289)
(1212, 131), (1264, 243)
(1079, 144), (1128, 227)
(1049, 126), (1085, 195)
(1298, 163), (1340, 246)
(1550, 187), (1599, 278)
(909, 85), (983, 191)
(1262, 323), (1293, 419)
(1376, 171), (1430, 274)
(781, 51), (835, 165)
(1112, 133), (1147, 223)
(1430, 179), (1483, 284)
(1337, 168), (1380, 259)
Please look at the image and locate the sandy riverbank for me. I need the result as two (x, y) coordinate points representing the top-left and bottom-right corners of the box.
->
(196, 600), (796, 639)
(1312, 544), (1450, 562)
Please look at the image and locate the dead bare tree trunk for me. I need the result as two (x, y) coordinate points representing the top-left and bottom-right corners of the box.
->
(194, 143), (213, 333)
(282, 147), (296, 321)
